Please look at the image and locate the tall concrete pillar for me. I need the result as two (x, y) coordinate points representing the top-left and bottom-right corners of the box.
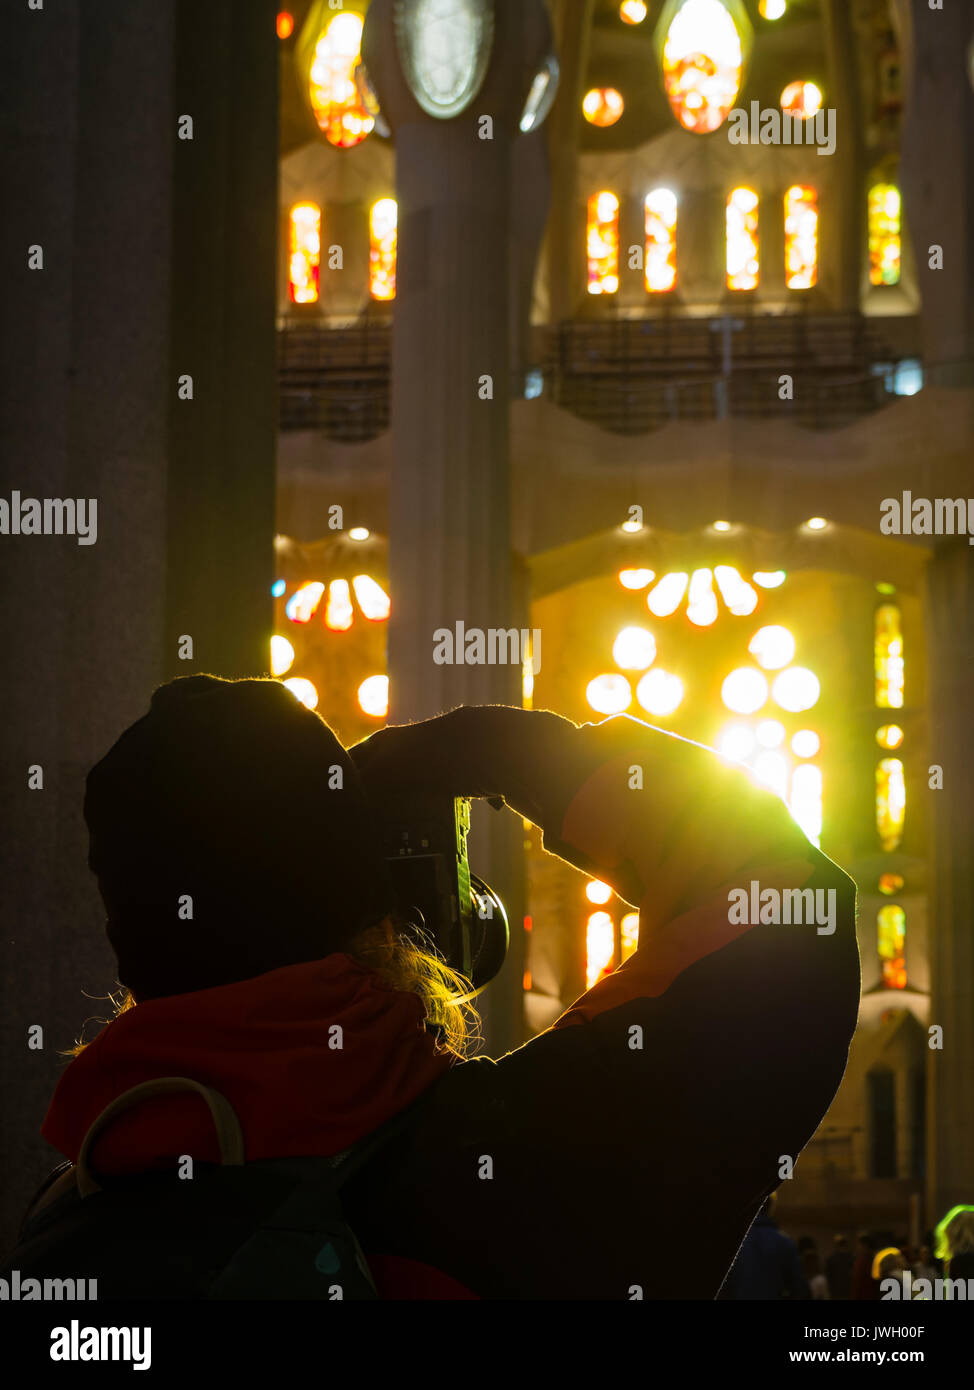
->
(544, 0), (596, 324)
(0, 0), (277, 1248)
(361, 0), (556, 1051)
(894, 0), (974, 385)
(823, 0), (866, 312)
(923, 542), (974, 1222)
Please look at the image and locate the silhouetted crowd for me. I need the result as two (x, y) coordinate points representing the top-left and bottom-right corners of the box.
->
(721, 1194), (974, 1299)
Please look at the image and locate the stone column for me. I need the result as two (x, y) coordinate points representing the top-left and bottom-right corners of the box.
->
(823, 0), (866, 312)
(361, 0), (555, 1051)
(894, 0), (974, 385)
(544, 0), (596, 324)
(923, 542), (974, 1222)
(0, 0), (278, 1248)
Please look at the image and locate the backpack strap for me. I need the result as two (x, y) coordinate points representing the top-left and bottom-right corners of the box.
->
(204, 1097), (424, 1300)
(75, 1075), (245, 1197)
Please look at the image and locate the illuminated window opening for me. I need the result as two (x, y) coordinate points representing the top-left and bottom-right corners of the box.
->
(325, 578), (354, 631)
(586, 911), (615, 988)
(286, 580), (325, 623)
(784, 185), (818, 289)
(868, 184), (901, 287)
(726, 187), (759, 290)
(661, 0), (745, 134)
(790, 763), (823, 846)
(780, 80), (823, 120)
(645, 188), (678, 293)
(876, 757), (905, 851)
(621, 912), (639, 962)
(875, 604), (904, 708)
(878, 904), (907, 989)
(583, 88), (624, 127)
(288, 203), (321, 306)
(586, 673), (632, 715)
(307, 10), (374, 149)
(587, 192), (620, 295)
(369, 199), (398, 301)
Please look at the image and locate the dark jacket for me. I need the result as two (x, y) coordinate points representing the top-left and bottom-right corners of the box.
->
(723, 1215), (810, 1300)
(3, 714), (861, 1299)
(825, 1247), (855, 1300)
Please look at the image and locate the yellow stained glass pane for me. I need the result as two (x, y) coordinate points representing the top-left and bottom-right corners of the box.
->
(876, 757), (905, 852)
(878, 904), (906, 989)
(868, 183), (901, 287)
(875, 604), (904, 709)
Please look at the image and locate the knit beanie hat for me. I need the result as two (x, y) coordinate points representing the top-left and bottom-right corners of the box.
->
(84, 675), (394, 1000)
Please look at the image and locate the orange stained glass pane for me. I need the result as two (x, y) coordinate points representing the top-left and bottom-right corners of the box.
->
(587, 191), (620, 295)
(288, 203), (321, 305)
(662, 0), (744, 134)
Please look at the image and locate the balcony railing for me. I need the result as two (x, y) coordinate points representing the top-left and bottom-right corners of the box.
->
(278, 313), (914, 438)
(278, 320), (390, 441)
(543, 312), (908, 433)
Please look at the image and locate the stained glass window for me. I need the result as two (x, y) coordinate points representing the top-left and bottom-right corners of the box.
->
(661, 0), (744, 134)
(876, 723), (903, 750)
(583, 88), (624, 127)
(369, 199), (398, 301)
(780, 81), (823, 120)
(878, 904), (906, 989)
(868, 184), (901, 287)
(784, 185), (818, 289)
(645, 189), (678, 293)
(286, 580), (325, 623)
(307, 10), (373, 148)
(288, 203), (321, 305)
(876, 757), (905, 851)
(587, 192), (620, 295)
(875, 604), (904, 708)
(325, 579), (354, 632)
(727, 187), (759, 290)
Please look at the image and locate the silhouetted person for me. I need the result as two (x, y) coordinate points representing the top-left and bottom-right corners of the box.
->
(803, 1245), (829, 1299)
(825, 1233), (854, 1299)
(852, 1231), (879, 1299)
(911, 1243), (937, 1284)
(722, 1194), (810, 1300)
(2, 677), (861, 1299)
(937, 1206), (974, 1286)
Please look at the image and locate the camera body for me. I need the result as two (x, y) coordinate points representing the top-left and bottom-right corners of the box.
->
(377, 793), (509, 995)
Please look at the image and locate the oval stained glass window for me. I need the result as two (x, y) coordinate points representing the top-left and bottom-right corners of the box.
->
(660, 0), (745, 134)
